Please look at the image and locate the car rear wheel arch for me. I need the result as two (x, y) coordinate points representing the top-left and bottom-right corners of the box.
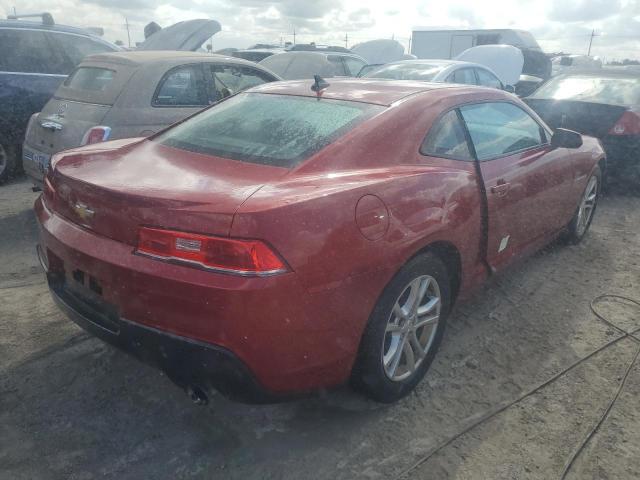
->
(408, 241), (462, 304)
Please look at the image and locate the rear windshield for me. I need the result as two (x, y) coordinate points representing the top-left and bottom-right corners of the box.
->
(365, 63), (444, 81)
(64, 67), (115, 92)
(156, 93), (383, 168)
(530, 75), (640, 106)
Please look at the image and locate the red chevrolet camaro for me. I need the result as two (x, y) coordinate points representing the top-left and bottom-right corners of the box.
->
(36, 78), (605, 403)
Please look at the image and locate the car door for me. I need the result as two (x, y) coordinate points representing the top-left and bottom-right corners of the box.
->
(459, 101), (573, 272)
(150, 63), (208, 129)
(0, 28), (67, 147)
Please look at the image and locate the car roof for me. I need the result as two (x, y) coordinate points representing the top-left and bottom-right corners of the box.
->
(0, 19), (101, 37)
(82, 50), (266, 69)
(552, 69), (640, 79)
(267, 51), (366, 61)
(385, 59), (481, 68)
(247, 78), (463, 106)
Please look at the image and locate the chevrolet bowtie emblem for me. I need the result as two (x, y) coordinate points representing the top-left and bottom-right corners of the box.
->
(73, 202), (95, 221)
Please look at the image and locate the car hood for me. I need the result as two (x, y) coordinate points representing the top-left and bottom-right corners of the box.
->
(136, 19), (221, 51)
(455, 45), (524, 86)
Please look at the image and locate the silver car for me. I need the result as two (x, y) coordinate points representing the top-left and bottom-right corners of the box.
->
(23, 51), (281, 187)
(259, 51), (368, 80)
(362, 59), (506, 89)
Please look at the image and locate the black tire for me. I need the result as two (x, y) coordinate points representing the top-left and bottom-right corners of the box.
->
(0, 142), (17, 185)
(351, 253), (451, 403)
(566, 166), (601, 244)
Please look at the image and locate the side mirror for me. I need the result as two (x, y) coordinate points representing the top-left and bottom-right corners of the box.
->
(551, 128), (583, 149)
(504, 84), (515, 93)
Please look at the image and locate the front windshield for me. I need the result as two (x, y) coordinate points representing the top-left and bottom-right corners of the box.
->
(156, 93), (383, 167)
(364, 62), (444, 81)
(530, 75), (640, 105)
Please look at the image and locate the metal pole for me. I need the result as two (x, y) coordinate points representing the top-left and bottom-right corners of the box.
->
(125, 17), (131, 48)
(587, 29), (595, 56)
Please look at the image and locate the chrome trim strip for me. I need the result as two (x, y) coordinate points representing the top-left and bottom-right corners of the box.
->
(135, 251), (289, 277)
(36, 245), (49, 273)
(0, 71), (67, 77)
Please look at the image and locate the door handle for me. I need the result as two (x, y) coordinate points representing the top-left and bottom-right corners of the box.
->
(490, 182), (510, 196)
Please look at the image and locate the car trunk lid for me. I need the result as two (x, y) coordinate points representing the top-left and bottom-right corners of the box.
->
(525, 98), (627, 138)
(49, 140), (288, 245)
(26, 60), (138, 155)
(136, 19), (221, 51)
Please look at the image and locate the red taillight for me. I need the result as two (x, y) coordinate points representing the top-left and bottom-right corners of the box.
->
(81, 126), (111, 145)
(608, 111), (640, 136)
(136, 227), (288, 276)
(43, 176), (56, 207)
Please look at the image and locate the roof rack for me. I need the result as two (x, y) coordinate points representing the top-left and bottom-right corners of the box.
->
(7, 12), (55, 26)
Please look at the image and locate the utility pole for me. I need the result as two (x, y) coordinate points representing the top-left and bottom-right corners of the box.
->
(587, 29), (598, 56)
(125, 17), (131, 48)
(293, 27), (296, 45)
(408, 35), (412, 55)
(344, 33), (348, 48)
(12, 6), (17, 16)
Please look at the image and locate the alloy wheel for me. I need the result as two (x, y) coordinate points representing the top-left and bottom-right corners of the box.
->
(576, 175), (598, 237)
(382, 275), (441, 382)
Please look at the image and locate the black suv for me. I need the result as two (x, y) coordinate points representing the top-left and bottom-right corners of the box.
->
(0, 13), (118, 183)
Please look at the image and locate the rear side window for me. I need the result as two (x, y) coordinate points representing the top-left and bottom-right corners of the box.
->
(343, 57), (367, 76)
(476, 69), (502, 89)
(154, 65), (207, 106)
(52, 33), (115, 68)
(327, 56), (347, 76)
(207, 64), (275, 101)
(447, 68), (477, 85)
(64, 67), (114, 91)
(0, 29), (63, 74)
(421, 110), (473, 160)
(156, 93), (384, 168)
(460, 102), (545, 160)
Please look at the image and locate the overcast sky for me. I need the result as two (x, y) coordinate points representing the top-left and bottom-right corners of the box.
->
(3, 0), (640, 60)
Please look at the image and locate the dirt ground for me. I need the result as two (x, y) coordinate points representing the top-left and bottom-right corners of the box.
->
(1, 176), (639, 480)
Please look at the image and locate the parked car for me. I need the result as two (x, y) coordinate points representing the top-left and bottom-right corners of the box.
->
(362, 60), (507, 89)
(524, 71), (640, 187)
(0, 13), (119, 183)
(260, 51), (367, 80)
(232, 48), (283, 62)
(36, 79), (604, 404)
(23, 51), (281, 188)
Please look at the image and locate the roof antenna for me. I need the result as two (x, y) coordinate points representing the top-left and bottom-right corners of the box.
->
(311, 75), (330, 94)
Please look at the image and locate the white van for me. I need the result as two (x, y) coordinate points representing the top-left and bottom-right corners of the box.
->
(410, 28), (541, 59)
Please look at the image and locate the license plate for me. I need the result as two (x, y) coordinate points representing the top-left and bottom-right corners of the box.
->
(23, 147), (51, 175)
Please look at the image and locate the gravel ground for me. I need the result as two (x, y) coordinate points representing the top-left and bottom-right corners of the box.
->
(1, 176), (639, 480)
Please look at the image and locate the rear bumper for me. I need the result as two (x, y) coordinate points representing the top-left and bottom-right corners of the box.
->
(35, 196), (362, 399)
(601, 135), (640, 184)
(46, 269), (278, 403)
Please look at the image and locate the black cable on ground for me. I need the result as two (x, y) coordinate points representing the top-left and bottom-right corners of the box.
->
(559, 295), (640, 479)
(393, 294), (640, 480)
(560, 342), (640, 479)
